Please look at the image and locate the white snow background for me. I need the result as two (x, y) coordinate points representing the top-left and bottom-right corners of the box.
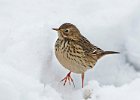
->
(0, 0), (140, 100)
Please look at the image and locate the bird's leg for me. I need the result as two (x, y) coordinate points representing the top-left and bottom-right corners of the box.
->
(61, 71), (75, 87)
(81, 73), (84, 88)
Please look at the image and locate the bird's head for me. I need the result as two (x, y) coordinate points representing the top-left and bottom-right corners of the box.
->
(53, 23), (81, 40)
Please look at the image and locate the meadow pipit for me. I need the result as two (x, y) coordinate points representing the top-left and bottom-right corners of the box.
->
(53, 23), (119, 88)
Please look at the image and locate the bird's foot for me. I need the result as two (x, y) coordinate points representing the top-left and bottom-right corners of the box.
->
(60, 72), (75, 87)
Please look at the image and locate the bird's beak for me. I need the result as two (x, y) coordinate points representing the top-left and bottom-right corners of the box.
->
(52, 28), (59, 31)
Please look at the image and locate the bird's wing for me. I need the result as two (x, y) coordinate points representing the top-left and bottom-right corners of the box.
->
(73, 35), (104, 68)
(77, 35), (103, 55)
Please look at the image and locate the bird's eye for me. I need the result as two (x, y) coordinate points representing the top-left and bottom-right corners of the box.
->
(64, 29), (69, 33)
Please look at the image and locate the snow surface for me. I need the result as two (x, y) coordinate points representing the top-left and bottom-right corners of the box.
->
(0, 0), (140, 100)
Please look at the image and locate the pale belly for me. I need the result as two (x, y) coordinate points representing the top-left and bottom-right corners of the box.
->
(55, 50), (87, 74)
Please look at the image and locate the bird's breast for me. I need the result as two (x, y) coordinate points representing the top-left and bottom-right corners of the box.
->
(55, 39), (87, 74)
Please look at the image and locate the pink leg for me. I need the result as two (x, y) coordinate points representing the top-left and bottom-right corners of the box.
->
(81, 73), (84, 88)
(61, 71), (75, 87)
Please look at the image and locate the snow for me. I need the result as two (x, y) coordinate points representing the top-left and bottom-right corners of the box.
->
(0, 0), (140, 100)
(84, 79), (140, 100)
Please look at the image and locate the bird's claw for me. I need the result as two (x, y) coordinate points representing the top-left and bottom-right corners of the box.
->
(60, 72), (75, 87)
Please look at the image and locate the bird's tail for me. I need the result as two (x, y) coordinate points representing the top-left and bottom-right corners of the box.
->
(99, 51), (119, 58)
(103, 51), (119, 55)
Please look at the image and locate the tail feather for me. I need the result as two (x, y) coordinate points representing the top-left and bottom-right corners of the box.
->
(103, 51), (120, 55)
(99, 51), (119, 58)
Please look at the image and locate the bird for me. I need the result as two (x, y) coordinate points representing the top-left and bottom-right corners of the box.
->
(52, 23), (119, 88)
